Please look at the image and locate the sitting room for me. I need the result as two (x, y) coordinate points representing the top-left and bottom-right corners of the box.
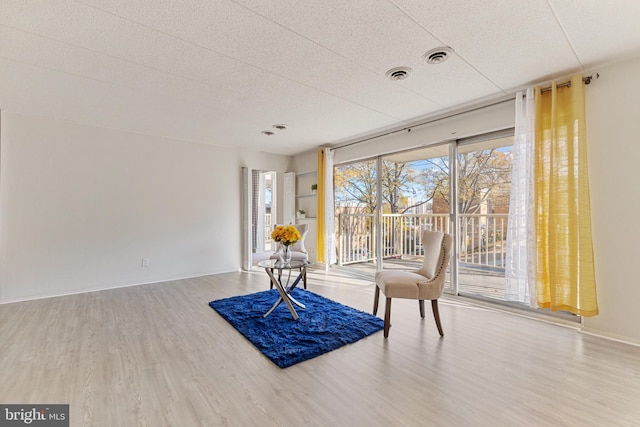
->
(1, 1), (639, 425)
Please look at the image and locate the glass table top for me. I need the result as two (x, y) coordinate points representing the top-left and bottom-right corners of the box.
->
(257, 259), (310, 270)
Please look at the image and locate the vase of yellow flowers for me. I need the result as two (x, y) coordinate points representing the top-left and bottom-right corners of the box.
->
(271, 225), (301, 265)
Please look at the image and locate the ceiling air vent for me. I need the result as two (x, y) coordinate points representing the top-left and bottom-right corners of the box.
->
(261, 130), (275, 136)
(385, 66), (412, 81)
(273, 124), (288, 131)
(423, 47), (453, 65)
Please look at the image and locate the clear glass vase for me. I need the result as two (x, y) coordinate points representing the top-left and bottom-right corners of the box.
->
(282, 244), (292, 265)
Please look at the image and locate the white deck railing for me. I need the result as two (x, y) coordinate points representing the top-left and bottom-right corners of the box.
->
(337, 213), (508, 269)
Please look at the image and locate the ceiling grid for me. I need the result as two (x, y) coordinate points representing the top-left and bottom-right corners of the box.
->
(0, 0), (639, 154)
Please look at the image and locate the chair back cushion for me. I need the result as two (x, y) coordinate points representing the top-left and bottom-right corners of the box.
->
(417, 231), (451, 280)
(291, 223), (308, 253)
(271, 224), (308, 255)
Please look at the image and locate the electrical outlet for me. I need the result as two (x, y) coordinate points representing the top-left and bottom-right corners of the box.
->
(142, 258), (150, 267)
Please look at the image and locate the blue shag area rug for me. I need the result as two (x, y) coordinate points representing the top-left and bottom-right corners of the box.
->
(209, 288), (384, 368)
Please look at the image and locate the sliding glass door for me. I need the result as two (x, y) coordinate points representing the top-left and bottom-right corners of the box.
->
(333, 129), (581, 318)
(334, 159), (377, 270)
(379, 144), (453, 292)
(456, 133), (513, 301)
(333, 130), (518, 302)
(333, 145), (453, 293)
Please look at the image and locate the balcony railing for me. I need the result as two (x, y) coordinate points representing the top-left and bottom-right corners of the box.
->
(337, 213), (508, 269)
(263, 213), (274, 250)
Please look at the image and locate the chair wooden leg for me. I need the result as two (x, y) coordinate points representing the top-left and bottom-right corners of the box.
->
(269, 268), (274, 289)
(384, 297), (392, 338)
(431, 299), (444, 336)
(419, 300), (425, 318)
(303, 267), (307, 289)
(373, 286), (380, 315)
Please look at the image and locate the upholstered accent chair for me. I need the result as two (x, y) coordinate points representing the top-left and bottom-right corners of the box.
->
(269, 223), (309, 288)
(373, 230), (453, 338)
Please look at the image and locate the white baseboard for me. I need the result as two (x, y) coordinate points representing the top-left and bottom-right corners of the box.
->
(580, 327), (640, 348)
(0, 268), (240, 305)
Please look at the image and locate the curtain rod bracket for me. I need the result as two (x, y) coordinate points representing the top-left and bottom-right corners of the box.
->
(584, 73), (600, 85)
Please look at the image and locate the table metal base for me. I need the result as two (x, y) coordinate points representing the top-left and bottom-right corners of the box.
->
(263, 265), (307, 320)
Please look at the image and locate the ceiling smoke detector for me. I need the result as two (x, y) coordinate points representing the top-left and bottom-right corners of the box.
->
(385, 66), (412, 81)
(261, 130), (275, 136)
(273, 124), (288, 131)
(423, 47), (453, 65)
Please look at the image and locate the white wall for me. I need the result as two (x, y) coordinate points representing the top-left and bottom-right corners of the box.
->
(582, 57), (640, 345)
(0, 112), (289, 302)
(292, 149), (317, 174)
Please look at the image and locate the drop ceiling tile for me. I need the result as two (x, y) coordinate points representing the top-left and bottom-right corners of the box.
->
(232, 0), (437, 73)
(0, 26), (166, 88)
(0, 25), (258, 116)
(2, 0), (640, 155)
(399, 54), (502, 108)
(549, 0), (640, 67)
(0, 0), (236, 82)
(228, 0), (500, 114)
(0, 56), (402, 154)
(238, 2), (502, 112)
(22, 1), (438, 121)
(393, 0), (582, 89)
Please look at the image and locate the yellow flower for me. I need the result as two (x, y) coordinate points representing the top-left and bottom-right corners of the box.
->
(271, 225), (301, 246)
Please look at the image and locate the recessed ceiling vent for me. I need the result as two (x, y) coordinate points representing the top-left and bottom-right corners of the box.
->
(261, 130), (275, 136)
(423, 47), (453, 64)
(385, 66), (412, 81)
(273, 124), (288, 131)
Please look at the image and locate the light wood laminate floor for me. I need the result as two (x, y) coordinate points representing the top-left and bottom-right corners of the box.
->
(1, 269), (639, 427)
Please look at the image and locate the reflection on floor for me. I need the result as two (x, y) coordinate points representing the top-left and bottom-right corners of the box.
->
(336, 257), (579, 323)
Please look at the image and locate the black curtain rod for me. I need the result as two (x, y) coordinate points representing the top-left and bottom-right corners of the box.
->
(539, 73), (600, 93)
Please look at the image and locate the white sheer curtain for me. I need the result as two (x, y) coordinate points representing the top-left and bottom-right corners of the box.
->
(505, 88), (536, 306)
(256, 172), (266, 252)
(323, 148), (337, 265)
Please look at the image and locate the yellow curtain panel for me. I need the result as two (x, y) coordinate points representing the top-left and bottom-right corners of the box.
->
(534, 74), (598, 316)
(316, 148), (326, 264)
